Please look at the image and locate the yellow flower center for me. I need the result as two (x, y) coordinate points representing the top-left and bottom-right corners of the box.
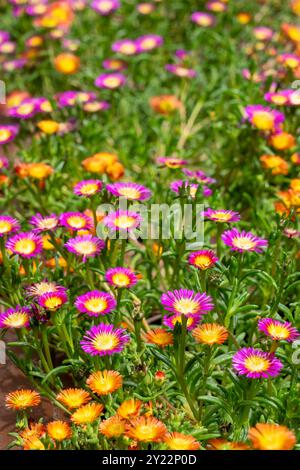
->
(99, 1), (113, 11)
(104, 77), (121, 88)
(4, 313), (28, 328)
(14, 239), (36, 255)
(80, 183), (98, 195)
(245, 355), (269, 372)
(0, 221), (12, 234)
(194, 255), (212, 269)
(271, 95), (288, 105)
(85, 297), (107, 313)
(17, 104), (34, 115)
(68, 216), (86, 228)
(232, 236), (255, 250)
(267, 324), (289, 340)
(93, 333), (119, 351)
(120, 44), (136, 54)
(118, 187), (141, 199)
(0, 129), (11, 142)
(174, 298), (199, 315)
(140, 38), (156, 49)
(115, 215), (136, 229)
(74, 241), (96, 255)
(211, 211), (232, 221)
(252, 111), (274, 130)
(112, 273), (130, 286)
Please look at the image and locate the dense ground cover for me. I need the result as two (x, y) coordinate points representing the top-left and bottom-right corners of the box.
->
(0, 0), (299, 451)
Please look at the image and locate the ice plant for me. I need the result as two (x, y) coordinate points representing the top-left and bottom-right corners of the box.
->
(248, 423), (296, 450)
(145, 328), (173, 347)
(80, 323), (130, 356)
(258, 318), (299, 342)
(46, 421), (72, 441)
(0, 124), (19, 144)
(30, 213), (59, 232)
(6, 232), (43, 258)
(192, 323), (228, 345)
(232, 347), (283, 378)
(73, 179), (102, 197)
(163, 314), (200, 331)
(202, 208), (240, 223)
(94, 73), (126, 89)
(75, 290), (116, 316)
(103, 210), (142, 231)
(99, 416), (126, 438)
(71, 403), (103, 425)
(56, 389), (91, 409)
(38, 291), (68, 310)
(221, 228), (268, 253)
(65, 235), (105, 260)
(244, 105), (285, 132)
(86, 370), (123, 395)
(5, 390), (41, 410)
(26, 281), (66, 299)
(117, 399), (142, 419)
(106, 182), (151, 200)
(161, 289), (214, 316)
(191, 12), (215, 27)
(0, 215), (20, 237)
(59, 212), (93, 231)
(0, 306), (31, 329)
(105, 267), (138, 288)
(188, 250), (218, 270)
(125, 416), (167, 442)
(164, 432), (200, 450)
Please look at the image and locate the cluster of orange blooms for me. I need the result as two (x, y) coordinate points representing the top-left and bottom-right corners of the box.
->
(5, 387), (297, 450)
(82, 152), (125, 181)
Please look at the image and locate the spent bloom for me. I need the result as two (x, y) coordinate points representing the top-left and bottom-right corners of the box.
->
(81, 323), (130, 356)
(30, 213), (59, 232)
(258, 318), (299, 342)
(232, 347), (283, 378)
(222, 228), (268, 253)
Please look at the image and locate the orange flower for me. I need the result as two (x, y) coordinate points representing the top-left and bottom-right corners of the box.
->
(6, 389), (41, 410)
(150, 95), (183, 115)
(82, 152), (118, 174)
(192, 323), (228, 345)
(54, 53), (80, 74)
(260, 155), (289, 175)
(19, 162), (54, 180)
(248, 423), (296, 450)
(207, 438), (250, 450)
(99, 415), (126, 438)
(6, 91), (31, 109)
(290, 178), (300, 193)
(56, 388), (91, 409)
(291, 152), (300, 165)
(145, 328), (173, 348)
(20, 423), (46, 440)
(106, 161), (125, 181)
(71, 402), (103, 425)
(45, 256), (69, 269)
(86, 370), (123, 396)
(36, 1), (74, 29)
(164, 432), (200, 450)
(23, 436), (45, 450)
(37, 120), (60, 134)
(269, 132), (296, 151)
(236, 12), (251, 24)
(126, 416), (167, 442)
(117, 399), (142, 419)
(47, 421), (72, 441)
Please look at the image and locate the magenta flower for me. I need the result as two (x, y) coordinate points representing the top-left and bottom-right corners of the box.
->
(258, 318), (299, 342)
(81, 323), (130, 356)
(0, 31), (10, 44)
(111, 39), (139, 56)
(3, 59), (27, 72)
(221, 228), (268, 253)
(0, 155), (9, 170)
(38, 291), (68, 310)
(56, 91), (96, 108)
(8, 99), (39, 119)
(191, 12), (215, 27)
(6, 232), (43, 258)
(264, 90), (293, 106)
(30, 213), (59, 232)
(65, 235), (105, 260)
(73, 179), (102, 197)
(161, 289), (214, 317)
(136, 34), (163, 52)
(232, 348), (283, 379)
(188, 250), (218, 270)
(206, 1), (226, 12)
(102, 58), (127, 70)
(163, 314), (200, 331)
(0, 216), (20, 237)
(253, 26), (274, 41)
(59, 212), (93, 231)
(105, 267), (137, 288)
(91, 0), (120, 15)
(202, 208), (240, 223)
(83, 100), (110, 112)
(75, 290), (116, 316)
(103, 210), (142, 231)
(95, 73), (126, 89)
(157, 157), (188, 169)
(0, 124), (19, 145)
(165, 64), (197, 78)
(244, 105), (285, 132)
(170, 180), (200, 198)
(106, 182), (151, 201)
(183, 169), (216, 184)
(0, 306), (31, 329)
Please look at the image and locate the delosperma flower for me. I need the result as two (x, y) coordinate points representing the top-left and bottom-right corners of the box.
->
(80, 323), (130, 356)
(106, 182), (151, 200)
(65, 235), (105, 259)
(0, 124), (19, 144)
(73, 179), (102, 197)
(248, 423), (296, 450)
(86, 370), (123, 395)
(161, 289), (214, 316)
(136, 34), (163, 52)
(99, 416), (126, 438)
(244, 105), (285, 132)
(192, 323), (228, 345)
(46, 421), (72, 441)
(83, 100), (110, 112)
(0, 155), (9, 170)
(207, 439), (250, 450)
(125, 416), (167, 443)
(94, 73), (126, 90)
(59, 212), (93, 231)
(5, 389), (41, 410)
(191, 11), (215, 26)
(91, 0), (120, 15)
(56, 389), (91, 409)
(117, 399), (142, 419)
(105, 267), (138, 288)
(232, 347), (283, 378)
(165, 64), (197, 78)
(221, 228), (268, 253)
(71, 403), (104, 425)
(112, 39), (139, 56)
(164, 432), (200, 450)
(157, 157), (188, 169)
(145, 328), (173, 347)
(6, 232), (43, 258)
(0, 306), (31, 329)
(163, 314), (201, 331)
(253, 26), (274, 41)
(0, 215), (20, 237)
(103, 210), (142, 231)
(30, 213), (59, 232)
(202, 208), (240, 223)
(38, 291), (68, 310)
(170, 180), (205, 198)
(258, 318), (299, 342)
(188, 249), (218, 270)
(75, 290), (116, 316)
